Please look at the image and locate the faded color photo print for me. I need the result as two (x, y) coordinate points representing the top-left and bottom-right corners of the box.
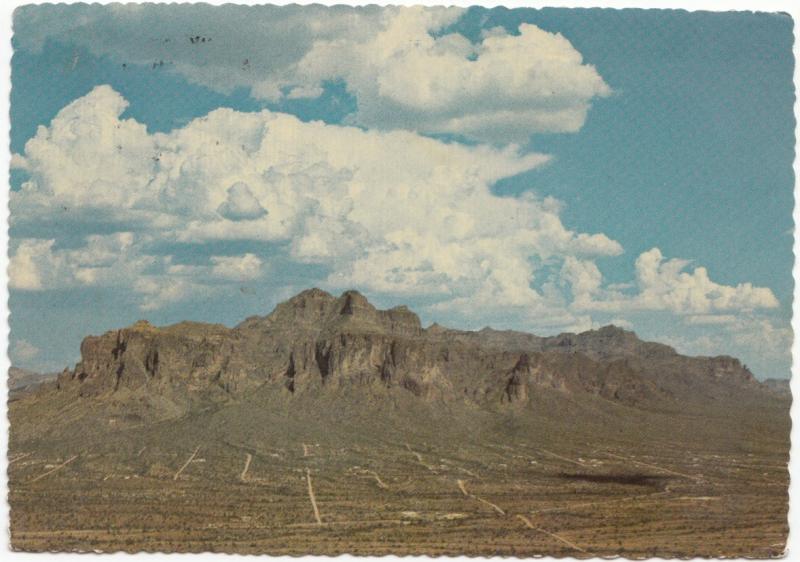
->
(6, 3), (794, 557)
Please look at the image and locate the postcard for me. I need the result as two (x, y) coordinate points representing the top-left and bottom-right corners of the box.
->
(6, 3), (794, 557)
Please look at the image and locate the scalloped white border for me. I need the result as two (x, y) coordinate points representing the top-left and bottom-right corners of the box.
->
(1, 2), (797, 561)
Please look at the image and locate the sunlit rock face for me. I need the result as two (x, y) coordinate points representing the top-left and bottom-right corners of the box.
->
(56, 288), (761, 416)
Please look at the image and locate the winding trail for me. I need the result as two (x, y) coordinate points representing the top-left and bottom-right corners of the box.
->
(405, 443), (423, 463)
(516, 514), (588, 553)
(30, 455), (78, 483)
(9, 452), (32, 465)
(457, 479), (505, 515)
(366, 469), (388, 489)
(174, 446), (200, 481)
(306, 468), (322, 525)
(240, 453), (252, 482)
(405, 443), (437, 471)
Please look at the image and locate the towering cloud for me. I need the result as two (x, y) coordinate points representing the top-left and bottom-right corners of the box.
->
(11, 86), (778, 341)
(11, 86), (609, 317)
(258, 8), (611, 142)
(14, 5), (610, 144)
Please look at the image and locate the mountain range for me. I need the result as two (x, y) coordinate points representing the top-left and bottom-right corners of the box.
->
(10, 287), (777, 431)
(9, 288), (790, 556)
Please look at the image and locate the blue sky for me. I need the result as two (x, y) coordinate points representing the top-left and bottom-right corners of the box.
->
(8, 6), (795, 380)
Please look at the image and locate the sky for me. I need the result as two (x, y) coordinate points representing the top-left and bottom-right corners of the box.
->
(7, 5), (795, 380)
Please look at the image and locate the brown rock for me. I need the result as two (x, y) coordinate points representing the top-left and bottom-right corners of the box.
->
(53, 288), (764, 417)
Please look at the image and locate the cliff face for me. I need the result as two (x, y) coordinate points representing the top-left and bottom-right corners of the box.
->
(61, 320), (234, 397)
(55, 288), (762, 413)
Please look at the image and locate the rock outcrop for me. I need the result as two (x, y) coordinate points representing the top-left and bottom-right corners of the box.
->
(54, 288), (766, 414)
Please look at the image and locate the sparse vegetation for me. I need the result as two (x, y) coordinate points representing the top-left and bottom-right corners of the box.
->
(7, 289), (791, 556)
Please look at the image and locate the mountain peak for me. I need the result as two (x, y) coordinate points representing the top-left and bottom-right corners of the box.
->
(338, 290), (375, 316)
(235, 288), (422, 337)
(595, 324), (630, 335)
(54, 288), (762, 406)
(288, 287), (336, 305)
(131, 319), (158, 332)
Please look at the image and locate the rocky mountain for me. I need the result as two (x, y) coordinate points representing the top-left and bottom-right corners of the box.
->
(44, 288), (768, 423)
(9, 367), (58, 392)
(763, 377), (791, 396)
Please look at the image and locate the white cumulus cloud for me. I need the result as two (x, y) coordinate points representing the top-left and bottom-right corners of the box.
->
(260, 7), (611, 143)
(9, 86), (780, 343)
(15, 5), (609, 145)
(217, 182), (268, 221)
(9, 233), (149, 291)
(564, 247), (779, 315)
(632, 248), (779, 313)
(210, 254), (263, 281)
(11, 339), (41, 363)
(11, 85), (620, 317)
